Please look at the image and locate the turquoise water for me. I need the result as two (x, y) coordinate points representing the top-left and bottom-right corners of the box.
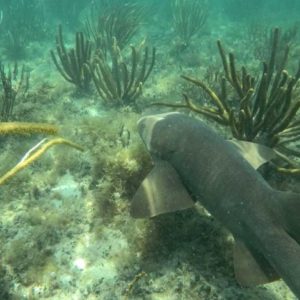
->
(0, 0), (299, 299)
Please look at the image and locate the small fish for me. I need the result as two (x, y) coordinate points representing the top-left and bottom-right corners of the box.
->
(131, 112), (300, 298)
(119, 124), (131, 148)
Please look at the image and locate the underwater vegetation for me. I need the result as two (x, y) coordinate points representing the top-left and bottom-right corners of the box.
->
(86, 39), (156, 109)
(51, 2), (155, 108)
(0, 63), (29, 121)
(172, 0), (208, 48)
(85, 0), (144, 52)
(245, 23), (299, 63)
(50, 25), (93, 92)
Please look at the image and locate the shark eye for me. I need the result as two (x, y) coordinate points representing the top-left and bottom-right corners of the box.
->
(139, 122), (146, 133)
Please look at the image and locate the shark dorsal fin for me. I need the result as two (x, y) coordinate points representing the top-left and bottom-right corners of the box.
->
(228, 140), (276, 170)
(233, 239), (279, 286)
(131, 160), (195, 218)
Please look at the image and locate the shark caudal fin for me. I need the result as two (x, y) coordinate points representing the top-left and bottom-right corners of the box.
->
(277, 191), (300, 245)
(234, 190), (300, 298)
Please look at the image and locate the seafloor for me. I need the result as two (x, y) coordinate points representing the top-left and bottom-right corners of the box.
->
(0, 9), (299, 300)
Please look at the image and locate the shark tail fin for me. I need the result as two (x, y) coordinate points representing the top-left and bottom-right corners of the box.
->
(234, 190), (300, 298)
(262, 190), (300, 297)
(276, 191), (300, 245)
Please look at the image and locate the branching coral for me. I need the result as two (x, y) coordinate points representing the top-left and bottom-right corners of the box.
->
(85, 1), (144, 54)
(172, 0), (208, 47)
(50, 25), (93, 91)
(86, 39), (156, 108)
(0, 63), (30, 121)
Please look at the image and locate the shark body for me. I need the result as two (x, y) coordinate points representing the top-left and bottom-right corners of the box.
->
(131, 112), (300, 297)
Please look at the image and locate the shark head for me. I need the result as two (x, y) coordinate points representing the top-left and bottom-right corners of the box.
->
(137, 112), (181, 157)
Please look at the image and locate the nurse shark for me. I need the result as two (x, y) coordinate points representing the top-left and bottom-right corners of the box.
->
(131, 112), (300, 298)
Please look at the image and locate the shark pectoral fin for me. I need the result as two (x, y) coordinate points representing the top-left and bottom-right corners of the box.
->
(228, 140), (276, 169)
(130, 160), (195, 218)
(233, 239), (279, 287)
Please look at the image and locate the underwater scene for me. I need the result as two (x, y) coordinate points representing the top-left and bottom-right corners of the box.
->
(1, 0), (300, 299)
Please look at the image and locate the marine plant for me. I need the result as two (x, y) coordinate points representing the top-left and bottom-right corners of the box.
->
(3, 212), (65, 286)
(50, 25), (93, 91)
(85, 0), (144, 54)
(154, 28), (300, 173)
(171, 0), (208, 47)
(246, 22), (299, 63)
(80, 111), (151, 226)
(0, 63), (30, 122)
(85, 39), (156, 109)
(0, 122), (83, 186)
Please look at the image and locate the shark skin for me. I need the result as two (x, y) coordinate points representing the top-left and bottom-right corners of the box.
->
(131, 112), (300, 298)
